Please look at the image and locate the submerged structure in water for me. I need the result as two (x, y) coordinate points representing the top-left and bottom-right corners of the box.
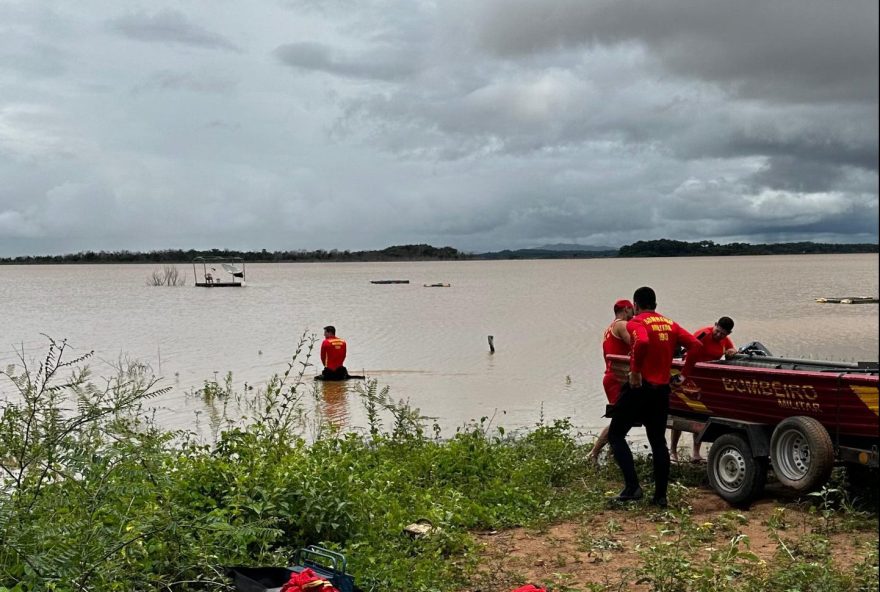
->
(193, 256), (246, 287)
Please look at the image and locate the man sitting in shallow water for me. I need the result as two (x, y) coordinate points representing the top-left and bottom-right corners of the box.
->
(320, 325), (349, 380)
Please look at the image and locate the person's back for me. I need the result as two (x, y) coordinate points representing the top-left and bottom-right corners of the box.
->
(603, 303), (632, 373)
(589, 299), (634, 463)
(320, 325), (348, 379)
(608, 286), (701, 508)
(627, 311), (693, 386)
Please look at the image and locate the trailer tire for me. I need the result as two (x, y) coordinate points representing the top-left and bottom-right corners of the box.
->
(708, 433), (767, 505)
(770, 416), (834, 492)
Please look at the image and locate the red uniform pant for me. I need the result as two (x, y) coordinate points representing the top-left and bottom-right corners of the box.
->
(603, 371), (622, 405)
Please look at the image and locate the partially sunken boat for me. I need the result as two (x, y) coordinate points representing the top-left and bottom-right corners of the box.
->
(193, 257), (246, 287)
(370, 279), (409, 284)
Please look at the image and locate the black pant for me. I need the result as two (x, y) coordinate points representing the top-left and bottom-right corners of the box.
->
(608, 381), (671, 498)
(321, 366), (349, 380)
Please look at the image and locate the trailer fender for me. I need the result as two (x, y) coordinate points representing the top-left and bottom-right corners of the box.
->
(697, 418), (772, 458)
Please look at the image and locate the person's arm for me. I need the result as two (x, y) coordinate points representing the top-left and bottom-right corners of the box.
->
(678, 326), (703, 378)
(723, 336), (737, 358)
(611, 319), (631, 345)
(320, 340), (328, 367)
(628, 320), (649, 386)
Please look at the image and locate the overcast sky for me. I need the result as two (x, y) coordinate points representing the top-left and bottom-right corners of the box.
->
(0, 0), (877, 255)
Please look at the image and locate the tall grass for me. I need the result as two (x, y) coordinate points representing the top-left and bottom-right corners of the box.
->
(1, 335), (876, 592)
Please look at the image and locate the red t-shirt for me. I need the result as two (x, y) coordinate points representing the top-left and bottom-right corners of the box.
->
(688, 325), (735, 364)
(602, 319), (630, 372)
(320, 337), (347, 370)
(628, 311), (700, 385)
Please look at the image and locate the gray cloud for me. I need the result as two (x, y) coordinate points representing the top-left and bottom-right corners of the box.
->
(0, 38), (66, 79)
(471, 0), (878, 103)
(110, 9), (240, 51)
(274, 42), (419, 81)
(132, 70), (237, 94)
(0, 0), (876, 256)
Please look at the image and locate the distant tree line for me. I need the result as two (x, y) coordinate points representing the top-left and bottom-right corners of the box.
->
(0, 240), (876, 264)
(476, 249), (618, 260)
(0, 244), (470, 265)
(617, 239), (879, 257)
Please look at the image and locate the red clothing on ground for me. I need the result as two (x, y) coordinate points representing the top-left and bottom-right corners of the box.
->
(320, 337), (347, 370)
(628, 311), (700, 385)
(280, 568), (338, 592)
(602, 319), (630, 404)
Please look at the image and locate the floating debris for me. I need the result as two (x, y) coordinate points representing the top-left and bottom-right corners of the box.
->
(815, 296), (878, 304)
(404, 519), (440, 539)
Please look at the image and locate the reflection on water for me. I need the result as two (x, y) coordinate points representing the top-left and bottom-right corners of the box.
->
(317, 380), (353, 427)
(1, 254), (877, 436)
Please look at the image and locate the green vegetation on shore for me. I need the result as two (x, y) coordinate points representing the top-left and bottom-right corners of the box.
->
(0, 244), (468, 265)
(0, 240), (876, 264)
(618, 239), (879, 258)
(1, 336), (877, 591)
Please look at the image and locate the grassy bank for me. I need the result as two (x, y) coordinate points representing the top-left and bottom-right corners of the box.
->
(1, 337), (877, 591)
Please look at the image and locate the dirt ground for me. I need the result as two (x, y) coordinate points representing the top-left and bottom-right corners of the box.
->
(463, 487), (878, 592)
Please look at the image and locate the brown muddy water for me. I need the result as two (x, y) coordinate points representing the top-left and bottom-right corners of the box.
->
(1, 254), (877, 437)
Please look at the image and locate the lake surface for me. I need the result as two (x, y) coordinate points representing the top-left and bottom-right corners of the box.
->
(2, 255), (878, 437)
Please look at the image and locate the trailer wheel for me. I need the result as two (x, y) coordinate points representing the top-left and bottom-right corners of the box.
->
(707, 433), (767, 505)
(770, 416), (834, 492)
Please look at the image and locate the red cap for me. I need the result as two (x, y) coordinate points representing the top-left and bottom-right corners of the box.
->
(614, 299), (633, 312)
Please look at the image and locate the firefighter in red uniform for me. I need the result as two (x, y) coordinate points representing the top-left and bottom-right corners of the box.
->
(608, 287), (701, 508)
(670, 316), (737, 462)
(588, 299), (634, 463)
(320, 325), (348, 380)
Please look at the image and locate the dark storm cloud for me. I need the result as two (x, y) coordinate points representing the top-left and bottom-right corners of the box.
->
(274, 42), (419, 81)
(665, 103), (879, 189)
(473, 0), (878, 103)
(748, 157), (845, 193)
(0, 0), (876, 256)
(110, 9), (240, 51)
(328, 1), (876, 211)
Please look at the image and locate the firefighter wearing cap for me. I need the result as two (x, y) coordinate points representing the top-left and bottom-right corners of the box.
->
(588, 299), (634, 463)
(608, 286), (702, 509)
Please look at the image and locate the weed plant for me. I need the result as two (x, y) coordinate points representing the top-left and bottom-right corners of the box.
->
(1, 336), (877, 592)
(0, 336), (599, 591)
(147, 265), (186, 286)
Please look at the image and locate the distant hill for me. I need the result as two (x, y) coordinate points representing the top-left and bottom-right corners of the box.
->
(534, 243), (617, 252)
